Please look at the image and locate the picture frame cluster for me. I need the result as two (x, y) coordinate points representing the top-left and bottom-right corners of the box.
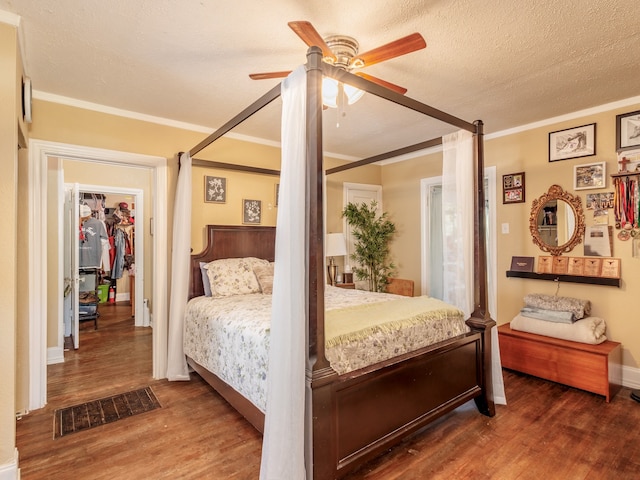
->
(502, 172), (525, 204)
(204, 176), (280, 225)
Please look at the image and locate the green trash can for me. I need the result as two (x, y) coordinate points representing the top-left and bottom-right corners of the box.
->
(97, 284), (109, 303)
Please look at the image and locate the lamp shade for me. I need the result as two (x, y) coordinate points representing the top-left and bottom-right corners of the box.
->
(325, 233), (347, 257)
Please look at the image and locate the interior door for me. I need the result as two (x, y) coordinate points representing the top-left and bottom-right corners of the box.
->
(64, 183), (80, 349)
(342, 182), (382, 272)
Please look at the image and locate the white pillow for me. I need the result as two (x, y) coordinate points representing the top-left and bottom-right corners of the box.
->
(205, 257), (269, 298)
(253, 262), (275, 294)
(199, 262), (212, 297)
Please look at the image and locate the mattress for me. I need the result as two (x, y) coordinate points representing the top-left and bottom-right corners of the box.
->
(183, 285), (468, 412)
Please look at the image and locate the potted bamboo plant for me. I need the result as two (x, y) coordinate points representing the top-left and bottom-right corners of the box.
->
(342, 201), (396, 292)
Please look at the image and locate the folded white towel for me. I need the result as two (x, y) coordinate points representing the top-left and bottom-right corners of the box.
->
(510, 314), (606, 344)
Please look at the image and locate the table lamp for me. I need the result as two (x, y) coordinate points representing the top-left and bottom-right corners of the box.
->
(325, 233), (347, 286)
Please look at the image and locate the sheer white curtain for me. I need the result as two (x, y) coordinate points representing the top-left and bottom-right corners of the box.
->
(259, 66), (307, 480)
(442, 130), (506, 405)
(166, 152), (192, 381)
(442, 130), (474, 317)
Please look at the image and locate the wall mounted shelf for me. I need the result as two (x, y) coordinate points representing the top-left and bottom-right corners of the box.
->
(506, 270), (620, 287)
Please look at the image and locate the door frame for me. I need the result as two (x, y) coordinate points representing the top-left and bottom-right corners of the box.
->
(420, 166), (497, 316)
(342, 182), (382, 264)
(62, 183), (145, 350)
(28, 139), (168, 410)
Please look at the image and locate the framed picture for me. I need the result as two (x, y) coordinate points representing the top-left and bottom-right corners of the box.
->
(616, 110), (640, 152)
(204, 176), (226, 203)
(502, 172), (525, 204)
(242, 199), (262, 224)
(585, 192), (614, 210)
(549, 123), (596, 162)
(574, 161), (606, 190)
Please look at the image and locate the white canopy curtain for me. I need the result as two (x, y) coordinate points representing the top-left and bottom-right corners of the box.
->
(442, 130), (506, 404)
(259, 66), (307, 479)
(166, 152), (192, 381)
(442, 130), (474, 317)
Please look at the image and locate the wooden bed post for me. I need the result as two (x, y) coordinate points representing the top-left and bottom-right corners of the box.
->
(467, 119), (496, 417)
(305, 46), (339, 480)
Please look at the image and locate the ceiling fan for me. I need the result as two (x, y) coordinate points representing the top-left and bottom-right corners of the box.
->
(249, 21), (427, 97)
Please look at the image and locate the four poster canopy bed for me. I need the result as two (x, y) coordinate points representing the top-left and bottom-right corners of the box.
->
(176, 47), (495, 479)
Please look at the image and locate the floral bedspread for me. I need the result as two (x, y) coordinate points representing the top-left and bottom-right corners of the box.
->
(183, 286), (468, 412)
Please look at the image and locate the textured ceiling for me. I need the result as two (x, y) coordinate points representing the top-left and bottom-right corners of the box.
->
(3, 0), (640, 159)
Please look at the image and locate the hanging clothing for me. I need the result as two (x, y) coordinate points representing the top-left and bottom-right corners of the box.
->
(112, 228), (127, 279)
(79, 217), (108, 268)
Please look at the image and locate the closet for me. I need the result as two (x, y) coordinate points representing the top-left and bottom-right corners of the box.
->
(75, 191), (136, 332)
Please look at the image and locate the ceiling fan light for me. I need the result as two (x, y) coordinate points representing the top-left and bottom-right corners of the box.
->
(343, 83), (365, 105)
(322, 77), (365, 109)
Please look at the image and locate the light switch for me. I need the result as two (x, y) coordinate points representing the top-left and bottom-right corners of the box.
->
(501, 223), (509, 234)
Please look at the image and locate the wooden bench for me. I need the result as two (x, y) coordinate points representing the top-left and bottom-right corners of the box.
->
(498, 323), (622, 402)
(385, 278), (414, 297)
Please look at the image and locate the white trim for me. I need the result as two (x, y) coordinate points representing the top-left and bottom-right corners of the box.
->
(0, 448), (19, 480)
(0, 9), (20, 27)
(56, 163), (65, 358)
(28, 139), (168, 410)
(378, 96), (640, 166)
(623, 365), (640, 390)
(33, 91), (212, 134)
(342, 182), (383, 274)
(485, 166), (498, 320)
(486, 95), (640, 141)
(28, 140), (48, 410)
(31, 90), (360, 162)
(47, 346), (64, 365)
(116, 292), (131, 303)
(420, 176), (441, 296)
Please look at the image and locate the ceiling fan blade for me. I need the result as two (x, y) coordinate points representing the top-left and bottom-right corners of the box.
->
(288, 21), (336, 61)
(355, 72), (407, 95)
(249, 71), (292, 80)
(351, 33), (426, 68)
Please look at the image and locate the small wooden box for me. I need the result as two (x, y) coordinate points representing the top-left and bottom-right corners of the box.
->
(498, 323), (621, 402)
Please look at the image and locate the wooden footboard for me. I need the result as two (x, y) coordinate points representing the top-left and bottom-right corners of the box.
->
(325, 333), (485, 478)
(188, 331), (488, 479)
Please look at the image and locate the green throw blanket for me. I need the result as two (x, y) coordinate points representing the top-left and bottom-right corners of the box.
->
(325, 296), (464, 348)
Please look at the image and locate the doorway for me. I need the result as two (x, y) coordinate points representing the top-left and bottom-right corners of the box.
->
(63, 183), (145, 350)
(420, 165), (497, 316)
(27, 139), (168, 411)
(342, 182), (383, 264)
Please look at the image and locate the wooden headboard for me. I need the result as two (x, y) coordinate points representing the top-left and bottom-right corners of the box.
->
(189, 225), (277, 299)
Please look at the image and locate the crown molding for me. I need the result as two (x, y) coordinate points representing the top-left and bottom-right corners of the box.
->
(0, 9), (20, 27)
(32, 88), (640, 165)
(485, 95), (640, 141)
(32, 90), (359, 161)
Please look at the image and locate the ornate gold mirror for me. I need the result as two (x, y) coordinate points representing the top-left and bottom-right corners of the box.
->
(529, 184), (585, 256)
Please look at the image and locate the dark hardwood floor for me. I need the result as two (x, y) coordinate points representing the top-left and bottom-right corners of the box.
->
(16, 304), (640, 479)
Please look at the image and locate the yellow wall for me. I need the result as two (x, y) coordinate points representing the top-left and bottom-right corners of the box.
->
(383, 104), (640, 371)
(1, 20), (18, 469)
(190, 155), (382, 254)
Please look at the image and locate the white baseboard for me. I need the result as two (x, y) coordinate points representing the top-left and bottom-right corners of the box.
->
(47, 346), (64, 365)
(0, 448), (19, 480)
(115, 292), (130, 303)
(622, 365), (640, 390)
